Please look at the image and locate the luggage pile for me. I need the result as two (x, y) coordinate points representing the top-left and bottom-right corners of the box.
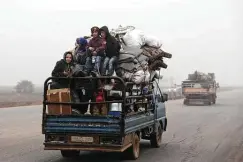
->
(110, 25), (172, 84)
(188, 71), (215, 81)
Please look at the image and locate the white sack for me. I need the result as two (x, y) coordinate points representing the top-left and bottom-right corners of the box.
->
(123, 29), (146, 48)
(131, 70), (151, 84)
(144, 70), (151, 83)
(131, 70), (145, 84)
(144, 34), (162, 48)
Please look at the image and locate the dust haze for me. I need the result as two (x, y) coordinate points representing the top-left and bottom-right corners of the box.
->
(0, 0), (242, 86)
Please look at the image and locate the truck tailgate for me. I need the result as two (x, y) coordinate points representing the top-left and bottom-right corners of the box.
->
(43, 115), (121, 135)
(183, 88), (208, 93)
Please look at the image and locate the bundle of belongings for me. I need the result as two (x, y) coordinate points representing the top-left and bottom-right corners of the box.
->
(110, 25), (172, 84)
(188, 71), (215, 82)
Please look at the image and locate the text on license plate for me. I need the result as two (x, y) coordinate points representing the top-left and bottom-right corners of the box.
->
(190, 101), (203, 104)
(71, 136), (94, 143)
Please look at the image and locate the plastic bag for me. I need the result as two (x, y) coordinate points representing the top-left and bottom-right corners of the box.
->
(123, 29), (146, 47)
(131, 70), (150, 84)
(144, 34), (162, 48)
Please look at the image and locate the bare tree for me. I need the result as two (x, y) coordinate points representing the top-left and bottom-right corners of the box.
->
(15, 80), (34, 94)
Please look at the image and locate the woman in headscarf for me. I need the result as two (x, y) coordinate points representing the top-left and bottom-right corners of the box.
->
(51, 51), (74, 89)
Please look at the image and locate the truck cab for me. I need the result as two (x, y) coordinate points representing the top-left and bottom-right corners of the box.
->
(42, 76), (167, 160)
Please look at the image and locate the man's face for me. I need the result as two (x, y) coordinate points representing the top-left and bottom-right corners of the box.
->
(93, 31), (98, 37)
(101, 31), (106, 38)
(65, 54), (72, 63)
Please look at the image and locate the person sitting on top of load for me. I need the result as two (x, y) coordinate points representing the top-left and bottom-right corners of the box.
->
(71, 37), (89, 77)
(73, 37), (88, 66)
(99, 26), (121, 76)
(84, 26), (106, 77)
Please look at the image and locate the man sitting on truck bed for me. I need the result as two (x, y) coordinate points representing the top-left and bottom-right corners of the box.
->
(73, 37), (88, 67)
(71, 37), (89, 77)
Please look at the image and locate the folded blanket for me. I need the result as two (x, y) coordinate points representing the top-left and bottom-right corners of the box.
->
(118, 62), (136, 72)
(118, 53), (136, 64)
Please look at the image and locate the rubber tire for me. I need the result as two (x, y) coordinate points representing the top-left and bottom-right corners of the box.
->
(124, 133), (140, 160)
(212, 96), (216, 104)
(183, 99), (189, 105)
(61, 150), (80, 158)
(208, 101), (212, 105)
(150, 124), (163, 148)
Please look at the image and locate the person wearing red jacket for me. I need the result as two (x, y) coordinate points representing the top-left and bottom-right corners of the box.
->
(84, 26), (106, 76)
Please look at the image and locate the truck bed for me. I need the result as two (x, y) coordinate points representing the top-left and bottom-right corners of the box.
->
(42, 76), (167, 153)
(43, 111), (166, 152)
(43, 111), (164, 136)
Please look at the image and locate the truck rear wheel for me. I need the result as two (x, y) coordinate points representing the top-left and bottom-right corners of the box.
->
(212, 95), (216, 104)
(124, 133), (140, 160)
(61, 150), (80, 158)
(205, 96), (212, 106)
(207, 100), (212, 105)
(183, 99), (189, 105)
(150, 123), (163, 148)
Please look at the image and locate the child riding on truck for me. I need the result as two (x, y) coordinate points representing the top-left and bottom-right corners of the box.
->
(84, 26), (106, 77)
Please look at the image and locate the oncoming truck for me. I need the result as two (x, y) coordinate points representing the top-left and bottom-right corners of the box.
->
(182, 71), (218, 105)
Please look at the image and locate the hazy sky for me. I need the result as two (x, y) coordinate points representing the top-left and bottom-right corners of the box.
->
(0, 0), (242, 86)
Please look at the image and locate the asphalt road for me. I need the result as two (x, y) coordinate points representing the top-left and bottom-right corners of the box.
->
(1, 88), (243, 162)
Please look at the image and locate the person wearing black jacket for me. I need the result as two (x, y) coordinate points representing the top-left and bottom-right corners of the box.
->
(51, 51), (83, 106)
(51, 51), (74, 89)
(99, 26), (121, 76)
(73, 37), (88, 66)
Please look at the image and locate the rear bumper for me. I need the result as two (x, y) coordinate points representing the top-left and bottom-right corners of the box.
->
(44, 142), (131, 152)
(186, 98), (210, 102)
(183, 93), (215, 99)
(183, 93), (211, 96)
(164, 117), (167, 131)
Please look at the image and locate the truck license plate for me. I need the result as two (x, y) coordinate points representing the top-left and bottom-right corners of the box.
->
(191, 101), (203, 104)
(71, 136), (94, 143)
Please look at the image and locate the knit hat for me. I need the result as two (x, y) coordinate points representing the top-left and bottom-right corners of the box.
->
(76, 37), (88, 46)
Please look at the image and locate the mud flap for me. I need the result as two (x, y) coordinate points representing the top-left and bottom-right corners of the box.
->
(164, 118), (167, 131)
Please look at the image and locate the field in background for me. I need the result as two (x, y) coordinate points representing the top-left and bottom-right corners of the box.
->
(0, 86), (42, 108)
(0, 86), (241, 108)
(0, 93), (42, 108)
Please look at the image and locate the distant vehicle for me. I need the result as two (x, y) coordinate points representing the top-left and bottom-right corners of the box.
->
(164, 87), (182, 100)
(181, 71), (218, 105)
(159, 78), (183, 100)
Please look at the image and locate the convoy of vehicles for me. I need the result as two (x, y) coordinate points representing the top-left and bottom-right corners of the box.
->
(40, 23), (221, 160)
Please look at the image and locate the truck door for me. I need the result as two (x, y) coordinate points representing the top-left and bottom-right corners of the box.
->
(153, 82), (166, 119)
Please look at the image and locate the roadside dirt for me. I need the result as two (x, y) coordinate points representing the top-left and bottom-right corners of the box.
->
(0, 93), (42, 108)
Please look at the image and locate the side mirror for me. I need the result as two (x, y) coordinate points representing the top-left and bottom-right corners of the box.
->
(162, 93), (168, 102)
(156, 94), (168, 102)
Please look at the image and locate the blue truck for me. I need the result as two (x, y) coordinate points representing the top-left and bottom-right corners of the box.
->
(42, 76), (168, 160)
